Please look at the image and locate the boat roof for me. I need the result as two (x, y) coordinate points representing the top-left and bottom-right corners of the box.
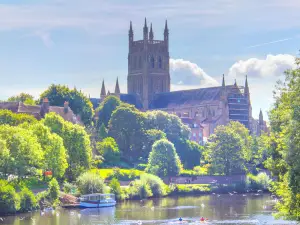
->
(81, 193), (115, 197)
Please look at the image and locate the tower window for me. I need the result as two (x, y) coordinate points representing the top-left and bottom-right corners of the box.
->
(151, 56), (155, 68)
(158, 56), (162, 68)
(134, 56), (137, 69)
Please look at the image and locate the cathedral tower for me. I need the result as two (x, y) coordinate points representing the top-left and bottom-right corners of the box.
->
(127, 19), (170, 109)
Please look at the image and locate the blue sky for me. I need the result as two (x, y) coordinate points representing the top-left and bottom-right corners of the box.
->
(0, 0), (299, 120)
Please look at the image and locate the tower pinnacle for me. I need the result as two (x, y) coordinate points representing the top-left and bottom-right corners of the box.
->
(149, 23), (154, 40)
(259, 109), (263, 125)
(115, 77), (120, 94)
(100, 80), (106, 99)
(222, 74), (225, 88)
(143, 17), (148, 40)
(244, 75), (249, 96)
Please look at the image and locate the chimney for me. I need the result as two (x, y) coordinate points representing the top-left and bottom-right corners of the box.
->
(64, 101), (69, 113)
(40, 98), (50, 117)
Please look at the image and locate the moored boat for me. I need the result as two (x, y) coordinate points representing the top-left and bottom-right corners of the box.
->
(79, 193), (116, 208)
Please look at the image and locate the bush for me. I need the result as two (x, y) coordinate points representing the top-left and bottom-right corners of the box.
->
(77, 171), (108, 194)
(169, 184), (211, 195)
(136, 164), (147, 171)
(96, 137), (120, 164)
(146, 139), (182, 177)
(109, 178), (122, 200)
(140, 174), (167, 197)
(63, 182), (79, 195)
(19, 188), (37, 212)
(128, 180), (152, 199)
(46, 178), (60, 207)
(0, 180), (20, 214)
(246, 172), (272, 191)
(92, 168), (143, 181)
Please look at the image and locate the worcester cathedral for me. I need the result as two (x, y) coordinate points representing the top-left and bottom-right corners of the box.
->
(90, 19), (268, 141)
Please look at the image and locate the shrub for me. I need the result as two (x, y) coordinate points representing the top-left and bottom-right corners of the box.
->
(96, 137), (120, 164)
(63, 182), (79, 195)
(146, 139), (182, 177)
(193, 166), (208, 175)
(77, 171), (108, 194)
(136, 164), (147, 171)
(128, 180), (152, 199)
(246, 172), (272, 191)
(46, 178), (60, 207)
(109, 178), (122, 200)
(169, 184), (211, 195)
(19, 188), (37, 212)
(140, 173), (167, 197)
(94, 168), (144, 181)
(0, 180), (20, 214)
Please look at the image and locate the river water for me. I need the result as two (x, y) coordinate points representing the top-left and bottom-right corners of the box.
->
(1, 194), (298, 225)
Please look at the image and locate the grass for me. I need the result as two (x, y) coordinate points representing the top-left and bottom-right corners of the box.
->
(89, 168), (144, 181)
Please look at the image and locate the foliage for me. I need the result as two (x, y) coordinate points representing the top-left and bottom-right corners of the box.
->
(263, 57), (300, 220)
(136, 164), (147, 171)
(245, 172), (272, 191)
(175, 140), (203, 169)
(46, 178), (60, 207)
(96, 137), (120, 164)
(193, 166), (209, 175)
(63, 182), (79, 195)
(25, 123), (68, 178)
(127, 179), (152, 199)
(0, 125), (44, 179)
(8, 93), (36, 105)
(140, 173), (167, 197)
(0, 109), (37, 126)
(43, 113), (92, 181)
(96, 96), (122, 127)
(40, 84), (94, 125)
(76, 172), (108, 194)
(91, 168), (144, 181)
(98, 123), (108, 140)
(109, 178), (122, 199)
(168, 184), (211, 195)
(204, 121), (251, 175)
(19, 187), (37, 212)
(0, 180), (20, 214)
(146, 139), (182, 177)
(180, 168), (208, 177)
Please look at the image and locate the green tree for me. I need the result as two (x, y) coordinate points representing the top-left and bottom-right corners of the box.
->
(0, 125), (44, 179)
(0, 110), (37, 126)
(26, 123), (68, 178)
(176, 140), (203, 169)
(98, 123), (108, 140)
(43, 113), (92, 181)
(0, 180), (20, 214)
(19, 188), (37, 212)
(146, 139), (182, 177)
(96, 96), (122, 127)
(40, 84), (94, 125)
(8, 93), (36, 105)
(205, 124), (247, 175)
(0, 139), (10, 178)
(109, 178), (122, 199)
(76, 172), (107, 194)
(263, 57), (300, 220)
(96, 137), (120, 164)
(46, 178), (60, 206)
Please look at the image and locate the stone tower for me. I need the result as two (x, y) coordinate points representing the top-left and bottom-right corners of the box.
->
(127, 18), (170, 109)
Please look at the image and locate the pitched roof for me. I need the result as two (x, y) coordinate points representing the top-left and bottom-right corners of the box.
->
(0, 102), (82, 125)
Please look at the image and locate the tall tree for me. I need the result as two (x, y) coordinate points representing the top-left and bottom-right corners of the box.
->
(96, 96), (122, 127)
(8, 93), (36, 105)
(40, 84), (94, 125)
(146, 139), (182, 177)
(43, 112), (92, 181)
(96, 137), (120, 164)
(205, 124), (247, 175)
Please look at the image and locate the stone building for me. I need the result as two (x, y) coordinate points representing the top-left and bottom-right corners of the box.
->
(90, 19), (267, 139)
(0, 98), (82, 125)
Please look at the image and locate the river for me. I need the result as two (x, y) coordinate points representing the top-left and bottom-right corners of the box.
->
(1, 194), (298, 225)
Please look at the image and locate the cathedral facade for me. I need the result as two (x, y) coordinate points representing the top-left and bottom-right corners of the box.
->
(91, 19), (267, 142)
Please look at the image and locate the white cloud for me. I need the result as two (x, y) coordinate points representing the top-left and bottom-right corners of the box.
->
(170, 58), (219, 87)
(228, 54), (296, 78)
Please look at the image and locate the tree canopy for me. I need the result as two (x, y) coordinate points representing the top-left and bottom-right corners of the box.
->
(8, 93), (36, 105)
(146, 139), (182, 177)
(40, 84), (94, 125)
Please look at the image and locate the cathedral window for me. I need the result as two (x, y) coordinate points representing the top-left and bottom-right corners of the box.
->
(151, 56), (155, 68)
(158, 56), (162, 68)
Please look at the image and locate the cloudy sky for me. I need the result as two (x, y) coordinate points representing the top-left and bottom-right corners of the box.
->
(0, 0), (299, 120)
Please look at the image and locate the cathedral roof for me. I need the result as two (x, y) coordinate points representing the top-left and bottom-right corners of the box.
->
(149, 86), (228, 109)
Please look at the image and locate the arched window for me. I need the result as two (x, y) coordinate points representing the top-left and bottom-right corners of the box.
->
(158, 56), (162, 68)
(151, 56), (155, 68)
(134, 56), (137, 69)
(139, 56), (142, 68)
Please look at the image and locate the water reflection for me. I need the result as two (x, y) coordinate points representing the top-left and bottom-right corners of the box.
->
(1, 194), (297, 225)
